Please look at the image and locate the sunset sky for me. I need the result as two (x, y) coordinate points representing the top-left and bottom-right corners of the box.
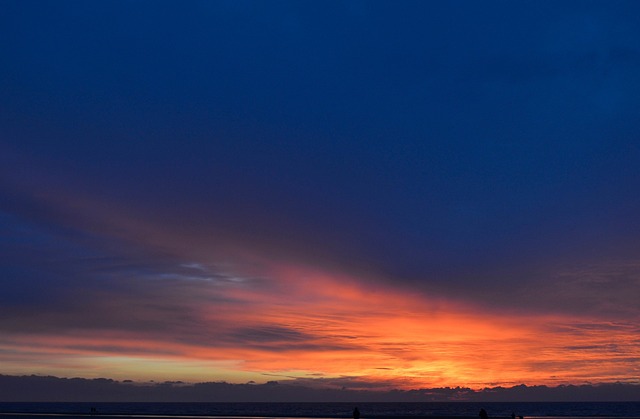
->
(1, 1), (640, 392)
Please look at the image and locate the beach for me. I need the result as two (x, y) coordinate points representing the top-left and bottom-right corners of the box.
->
(1, 402), (639, 419)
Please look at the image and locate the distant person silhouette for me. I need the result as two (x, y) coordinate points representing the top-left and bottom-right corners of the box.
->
(353, 407), (360, 419)
(511, 413), (516, 419)
(479, 409), (488, 419)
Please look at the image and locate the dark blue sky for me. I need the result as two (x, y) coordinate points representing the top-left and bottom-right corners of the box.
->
(3, 0), (640, 308)
(1, 1), (640, 389)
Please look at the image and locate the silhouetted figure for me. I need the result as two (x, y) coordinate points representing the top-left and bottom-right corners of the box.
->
(479, 409), (488, 419)
(511, 413), (516, 419)
(353, 407), (360, 419)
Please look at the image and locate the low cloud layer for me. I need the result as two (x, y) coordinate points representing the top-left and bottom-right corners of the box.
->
(0, 375), (639, 403)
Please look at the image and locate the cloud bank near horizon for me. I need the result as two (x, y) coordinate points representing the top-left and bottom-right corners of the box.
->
(1, 374), (639, 402)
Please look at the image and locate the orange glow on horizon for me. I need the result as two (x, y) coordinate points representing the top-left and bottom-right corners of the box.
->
(1, 261), (638, 390)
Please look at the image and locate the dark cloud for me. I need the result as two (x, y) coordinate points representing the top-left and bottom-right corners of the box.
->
(223, 326), (358, 353)
(0, 374), (639, 402)
(229, 326), (313, 344)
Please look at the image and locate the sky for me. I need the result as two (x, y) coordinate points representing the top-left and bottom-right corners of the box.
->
(1, 0), (640, 394)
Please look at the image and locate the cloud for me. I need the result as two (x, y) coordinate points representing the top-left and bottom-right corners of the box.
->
(1, 163), (640, 388)
(0, 374), (639, 402)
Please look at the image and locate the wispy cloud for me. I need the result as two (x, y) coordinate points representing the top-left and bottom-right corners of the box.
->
(1, 183), (640, 388)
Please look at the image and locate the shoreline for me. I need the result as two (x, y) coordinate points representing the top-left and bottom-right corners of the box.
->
(2, 414), (640, 419)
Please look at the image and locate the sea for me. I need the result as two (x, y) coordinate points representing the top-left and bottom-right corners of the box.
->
(0, 403), (639, 419)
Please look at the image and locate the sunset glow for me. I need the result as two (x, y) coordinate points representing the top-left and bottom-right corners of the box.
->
(2, 0), (640, 399)
(1, 246), (638, 389)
